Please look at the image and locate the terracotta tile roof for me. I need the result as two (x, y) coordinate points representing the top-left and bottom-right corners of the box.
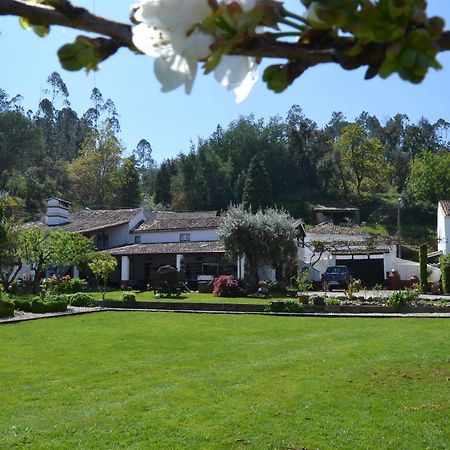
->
(134, 211), (220, 233)
(103, 241), (225, 256)
(439, 200), (450, 216)
(57, 209), (141, 233)
(308, 222), (371, 236)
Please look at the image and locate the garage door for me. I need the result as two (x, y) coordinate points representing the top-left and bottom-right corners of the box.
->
(336, 258), (384, 288)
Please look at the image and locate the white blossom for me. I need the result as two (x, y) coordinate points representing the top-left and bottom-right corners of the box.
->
(135, 0), (211, 32)
(235, 0), (257, 12)
(132, 0), (260, 100)
(214, 56), (258, 103)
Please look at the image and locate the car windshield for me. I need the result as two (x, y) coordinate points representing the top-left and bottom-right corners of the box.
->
(327, 267), (346, 274)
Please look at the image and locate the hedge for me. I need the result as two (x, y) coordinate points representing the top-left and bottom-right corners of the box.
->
(68, 293), (96, 307)
(0, 299), (14, 318)
(13, 295), (68, 313)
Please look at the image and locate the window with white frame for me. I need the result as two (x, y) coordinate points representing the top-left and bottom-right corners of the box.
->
(180, 233), (191, 242)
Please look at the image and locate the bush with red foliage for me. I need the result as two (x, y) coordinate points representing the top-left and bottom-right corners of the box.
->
(212, 275), (247, 297)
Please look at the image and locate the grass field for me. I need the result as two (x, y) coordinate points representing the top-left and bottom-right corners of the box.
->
(1, 313), (449, 449)
(91, 290), (274, 304)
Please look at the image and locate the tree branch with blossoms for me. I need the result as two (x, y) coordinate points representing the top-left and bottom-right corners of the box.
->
(1, 0), (449, 101)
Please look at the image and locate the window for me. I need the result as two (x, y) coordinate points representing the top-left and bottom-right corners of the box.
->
(202, 263), (219, 275)
(96, 234), (109, 250)
(180, 233), (190, 242)
(135, 235), (141, 244)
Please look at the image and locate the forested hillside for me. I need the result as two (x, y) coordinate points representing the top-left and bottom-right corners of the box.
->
(1, 73), (450, 241)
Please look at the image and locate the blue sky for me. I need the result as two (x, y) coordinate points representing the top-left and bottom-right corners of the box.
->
(1, 0), (449, 163)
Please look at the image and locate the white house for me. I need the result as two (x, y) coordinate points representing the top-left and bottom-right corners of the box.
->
(298, 222), (440, 286)
(437, 200), (450, 256)
(38, 198), (234, 289)
(102, 211), (235, 288)
(24, 198), (442, 289)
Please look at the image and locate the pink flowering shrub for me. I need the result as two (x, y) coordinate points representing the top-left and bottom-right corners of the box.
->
(212, 275), (247, 297)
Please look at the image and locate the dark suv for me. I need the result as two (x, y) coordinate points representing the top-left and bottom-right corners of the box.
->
(321, 265), (351, 290)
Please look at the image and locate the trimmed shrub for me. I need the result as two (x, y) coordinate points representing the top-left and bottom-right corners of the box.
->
(13, 295), (68, 313)
(31, 295), (68, 313)
(122, 292), (137, 303)
(0, 299), (14, 318)
(212, 275), (247, 297)
(12, 296), (34, 312)
(440, 254), (450, 294)
(265, 300), (304, 313)
(68, 293), (96, 307)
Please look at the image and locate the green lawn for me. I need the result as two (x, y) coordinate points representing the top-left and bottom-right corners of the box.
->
(1, 313), (449, 449)
(91, 290), (275, 304)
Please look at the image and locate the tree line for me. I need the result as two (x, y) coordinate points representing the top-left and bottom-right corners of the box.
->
(1, 72), (450, 223)
(155, 107), (450, 218)
(0, 72), (154, 215)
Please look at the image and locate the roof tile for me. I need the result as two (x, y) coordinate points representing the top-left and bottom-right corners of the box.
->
(308, 222), (371, 236)
(57, 209), (141, 233)
(135, 212), (220, 232)
(103, 241), (224, 256)
(439, 200), (450, 216)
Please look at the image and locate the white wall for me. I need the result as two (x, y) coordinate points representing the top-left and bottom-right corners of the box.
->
(384, 253), (441, 282)
(127, 210), (146, 242)
(300, 231), (442, 282)
(437, 204), (450, 255)
(135, 229), (218, 244)
(106, 225), (129, 248)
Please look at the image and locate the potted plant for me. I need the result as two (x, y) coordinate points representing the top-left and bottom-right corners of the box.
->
(294, 271), (313, 304)
(430, 282), (441, 295)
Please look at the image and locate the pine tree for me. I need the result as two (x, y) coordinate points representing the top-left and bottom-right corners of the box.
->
(242, 155), (272, 213)
(154, 160), (176, 207)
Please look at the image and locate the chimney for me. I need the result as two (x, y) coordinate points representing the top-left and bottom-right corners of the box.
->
(46, 197), (70, 226)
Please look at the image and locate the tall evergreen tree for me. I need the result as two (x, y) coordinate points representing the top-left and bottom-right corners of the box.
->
(116, 158), (141, 207)
(242, 155), (272, 212)
(154, 160), (177, 207)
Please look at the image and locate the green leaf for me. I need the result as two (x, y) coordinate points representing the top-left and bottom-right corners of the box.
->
(399, 48), (417, 69)
(378, 59), (397, 78)
(57, 38), (100, 72)
(32, 25), (50, 38)
(263, 65), (289, 93)
(204, 51), (222, 74)
(19, 17), (30, 30)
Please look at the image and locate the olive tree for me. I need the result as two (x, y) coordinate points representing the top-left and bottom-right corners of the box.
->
(219, 204), (296, 289)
